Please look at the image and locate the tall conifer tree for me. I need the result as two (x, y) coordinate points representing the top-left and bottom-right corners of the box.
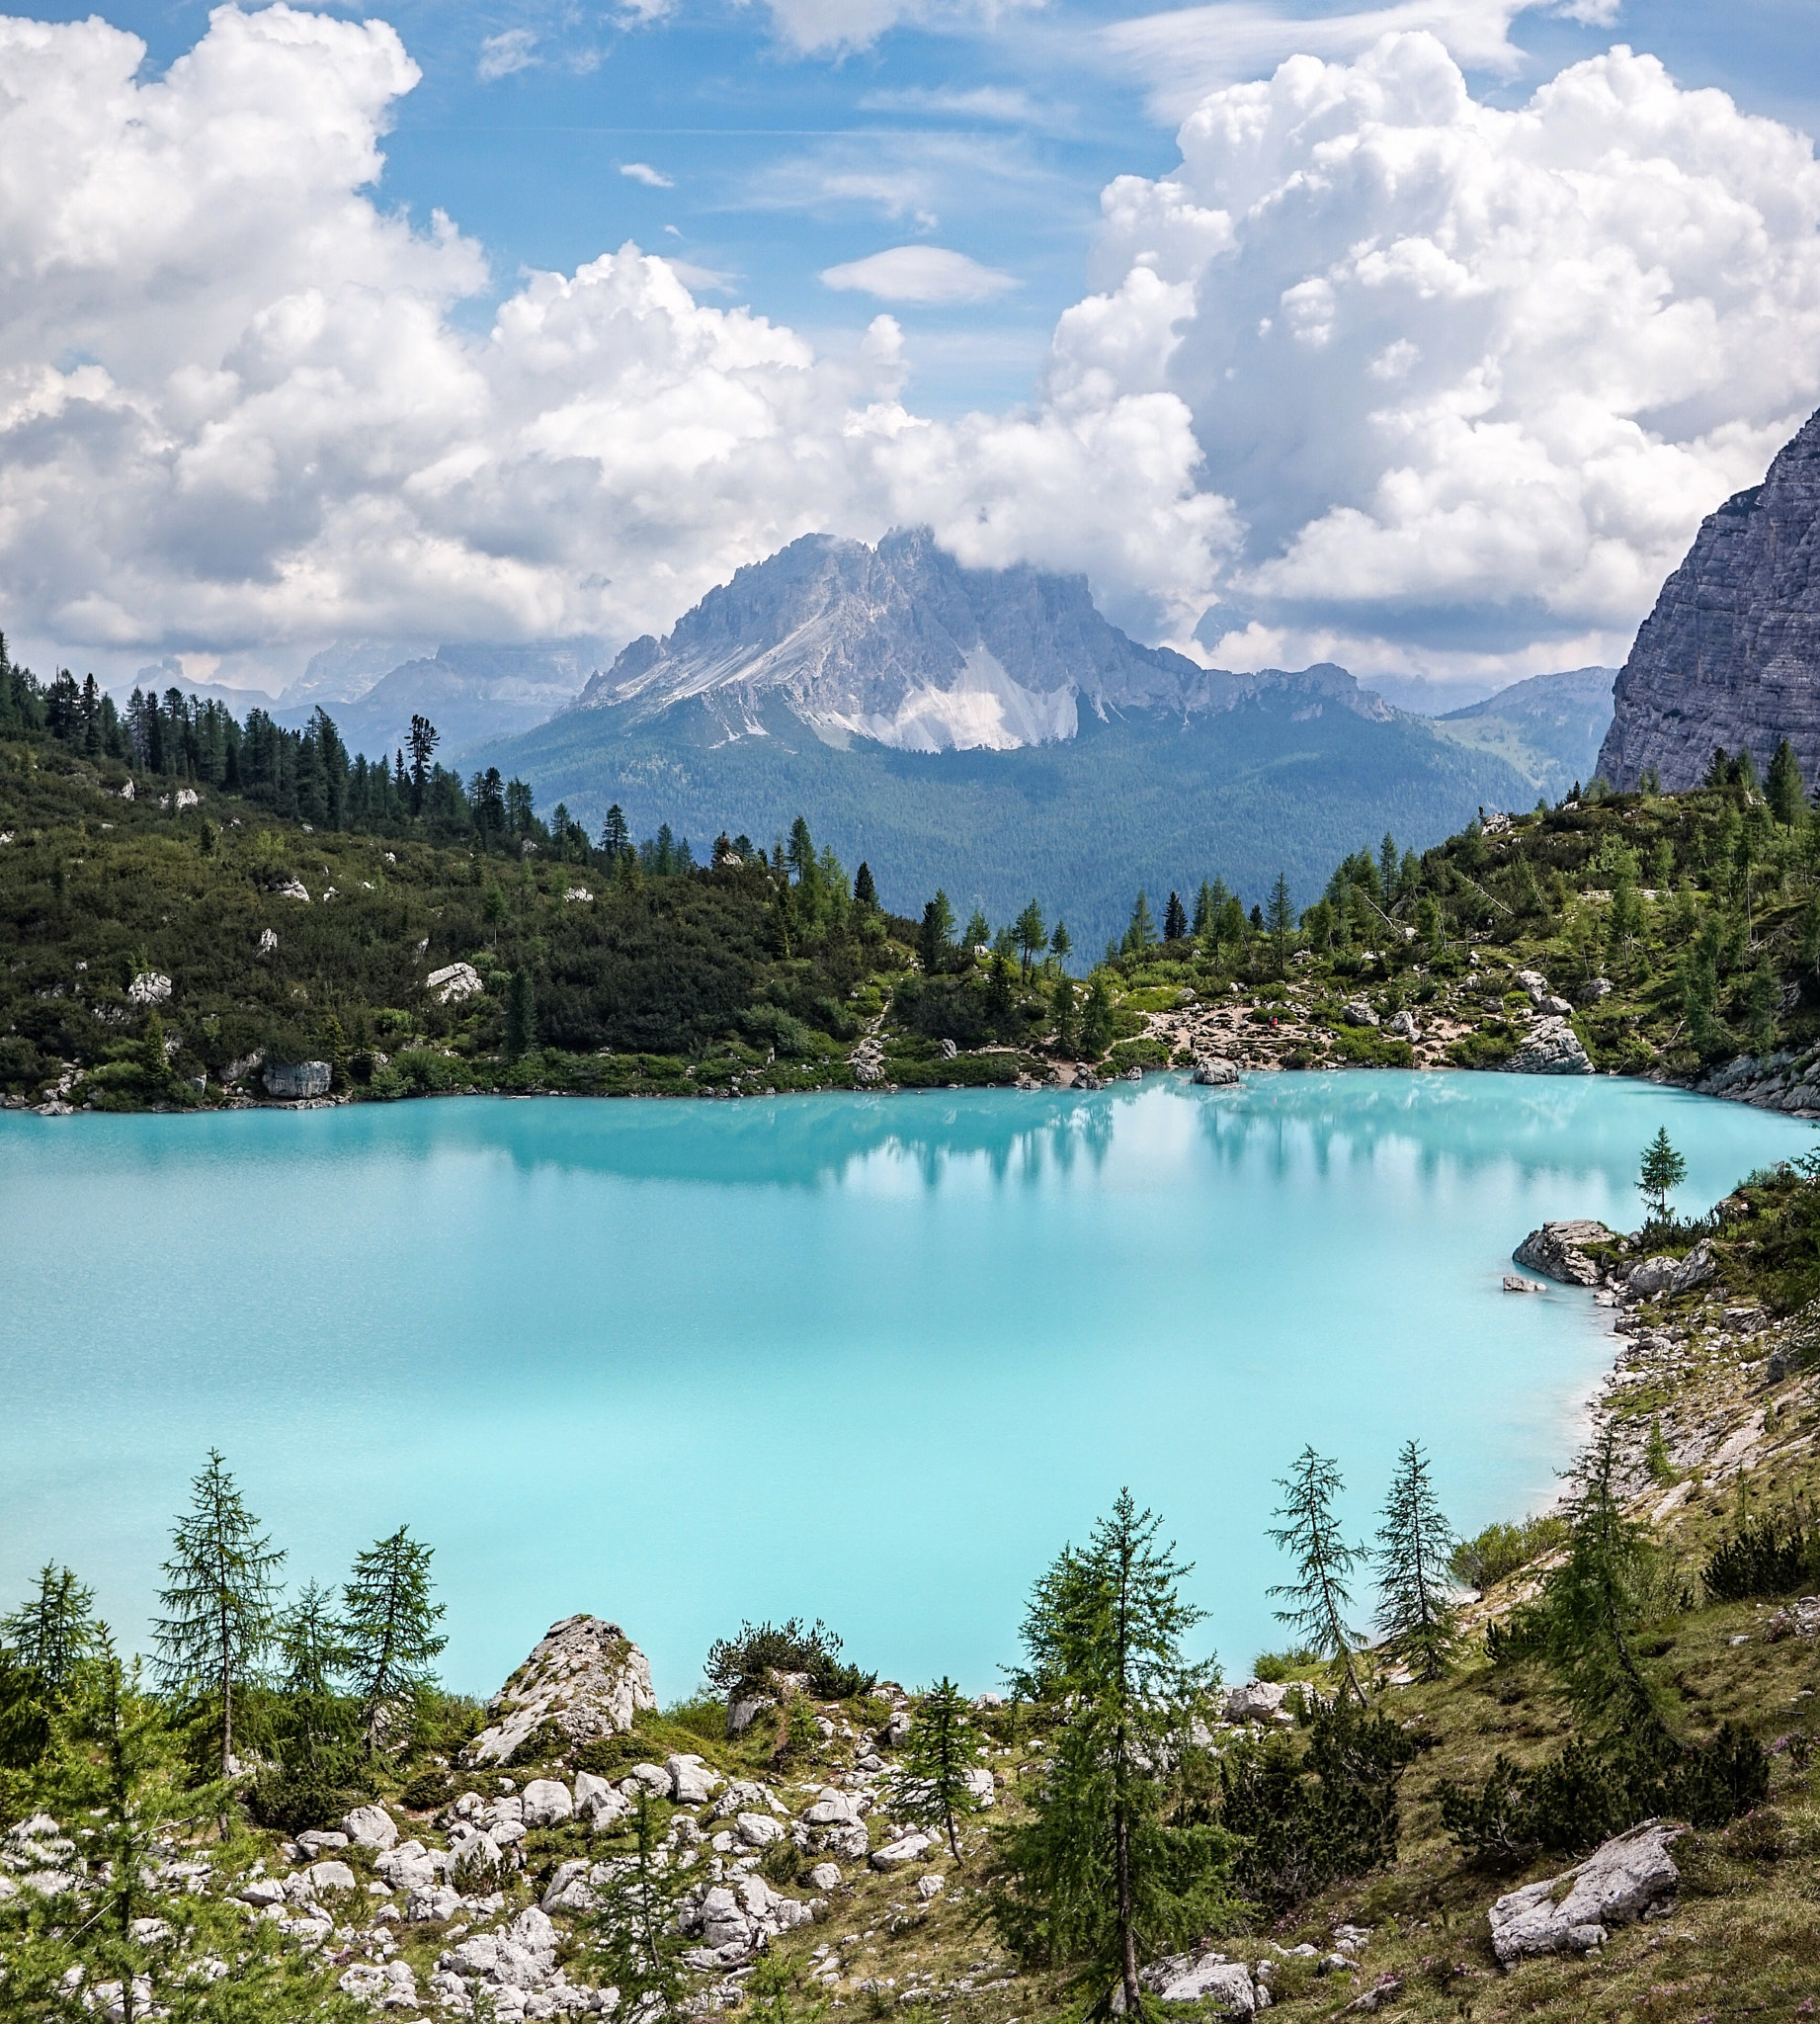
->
(1372, 1441), (1457, 1680)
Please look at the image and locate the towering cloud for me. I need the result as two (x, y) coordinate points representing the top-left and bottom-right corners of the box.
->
(1, 9), (1818, 680)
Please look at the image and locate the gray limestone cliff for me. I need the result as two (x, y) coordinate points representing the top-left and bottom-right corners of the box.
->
(1598, 407), (1820, 790)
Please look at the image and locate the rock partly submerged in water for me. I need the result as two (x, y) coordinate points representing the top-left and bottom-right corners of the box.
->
(1513, 1220), (1614, 1287)
(262, 1060), (331, 1101)
(1509, 1015), (1593, 1074)
(1192, 1056), (1239, 1086)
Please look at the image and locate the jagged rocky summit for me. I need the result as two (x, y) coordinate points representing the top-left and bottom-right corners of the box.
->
(1599, 405), (1820, 790)
(570, 525), (1389, 755)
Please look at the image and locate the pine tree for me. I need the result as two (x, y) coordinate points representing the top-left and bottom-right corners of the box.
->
(853, 861), (877, 909)
(1052, 971), (1078, 1056)
(273, 1580), (358, 1781)
(988, 953), (1015, 1029)
(1769, 737), (1805, 828)
(1266, 872), (1294, 978)
(989, 1491), (1233, 2010)
(600, 803), (630, 860)
(594, 1791), (692, 2013)
(342, 1526), (447, 1749)
(890, 1678), (984, 1862)
(1379, 832), (1399, 904)
(1193, 879), (1214, 937)
(152, 1450), (285, 1777)
(1163, 891), (1188, 943)
(1123, 890), (1157, 957)
(919, 891), (955, 973)
(505, 969), (536, 1059)
(1080, 974), (1114, 1058)
(2, 1563), (98, 1695)
(1015, 899), (1047, 977)
(1268, 1448), (1365, 1702)
(963, 906), (990, 953)
(1372, 1442), (1457, 1680)
(1638, 1128), (1687, 1226)
(1049, 920), (1072, 966)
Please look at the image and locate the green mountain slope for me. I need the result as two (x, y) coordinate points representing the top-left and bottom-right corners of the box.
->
(482, 688), (1542, 954)
(1428, 666), (1615, 799)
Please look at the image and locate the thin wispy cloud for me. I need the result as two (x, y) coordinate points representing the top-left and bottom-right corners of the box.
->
(858, 84), (1041, 123)
(620, 161), (675, 188)
(821, 245), (1020, 303)
(477, 26), (538, 79)
(1103, 0), (1576, 120)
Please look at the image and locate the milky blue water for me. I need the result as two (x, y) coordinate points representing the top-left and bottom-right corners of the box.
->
(2, 1073), (1812, 1702)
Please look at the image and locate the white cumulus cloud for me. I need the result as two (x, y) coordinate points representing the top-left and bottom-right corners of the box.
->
(821, 246), (1019, 303)
(1060, 31), (1820, 675)
(477, 27), (538, 78)
(620, 161), (673, 187)
(0, 4), (1222, 667)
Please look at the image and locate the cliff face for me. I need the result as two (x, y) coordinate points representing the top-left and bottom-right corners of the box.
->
(1597, 408), (1820, 790)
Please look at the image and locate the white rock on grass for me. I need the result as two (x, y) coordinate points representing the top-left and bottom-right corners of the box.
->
(869, 1833), (932, 1871)
(519, 1779), (573, 1829)
(961, 1767), (996, 1809)
(622, 1764), (671, 1797)
(573, 1771), (630, 1830)
(667, 1754), (722, 1805)
(809, 1863), (842, 1891)
(917, 1874), (945, 1900)
(465, 1616), (657, 1767)
(342, 1806), (398, 1851)
(1156, 1958), (1262, 2013)
(1489, 1819), (1685, 1965)
(1222, 1680), (1288, 1724)
(426, 962), (483, 1005)
(737, 1813), (786, 1848)
(304, 1860), (358, 1896)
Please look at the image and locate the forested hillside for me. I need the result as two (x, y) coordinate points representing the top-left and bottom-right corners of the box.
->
(4, 635), (1820, 1112)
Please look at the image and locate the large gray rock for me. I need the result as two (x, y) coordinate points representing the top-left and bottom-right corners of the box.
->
(1489, 1819), (1684, 1964)
(465, 1616), (657, 1767)
(1192, 1056), (1239, 1086)
(1156, 1958), (1262, 2012)
(1599, 406), (1820, 790)
(341, 1805), (397, 1851)
(263, 1060), (331, 1100)
(1508, 1016), (1592, 1074)
(1513, 1220), (1614, 1286)
(1222, 1679), (1289, 1724)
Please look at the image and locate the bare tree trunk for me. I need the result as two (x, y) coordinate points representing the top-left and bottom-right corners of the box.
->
(1117, 1793), (1138, 2015)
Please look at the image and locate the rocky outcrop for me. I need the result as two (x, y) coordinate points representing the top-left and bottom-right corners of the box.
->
(1489, 1819), (1684, 1965)
(1508, 1016), (1592, 1074)
(262, 1060), (331, 1100)
(1513, 1220), (1614, 1286)
(465, 1616), (657, 1767)
(1191, 1056), (1239, 1086)
(1598, 406), (1820, 790)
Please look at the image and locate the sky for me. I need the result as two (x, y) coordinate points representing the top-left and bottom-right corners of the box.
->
(2, 0), (1820, 693)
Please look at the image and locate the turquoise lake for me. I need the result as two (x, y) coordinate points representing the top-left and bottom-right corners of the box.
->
(2, 1071), (1813, 1702)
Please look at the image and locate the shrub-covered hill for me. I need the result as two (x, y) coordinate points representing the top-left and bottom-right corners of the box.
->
(6, 637), (1820, 1114)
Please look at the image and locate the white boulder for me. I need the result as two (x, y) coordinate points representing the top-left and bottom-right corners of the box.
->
(737, 1813), (786, 1848)
(427, 962), (483, 1006)
(667, 1754), (721, 1806)
(519, 1779), (573, 1829)
(342, 1806), (398, 1852)
(1489, 1819), (1684, 1965)
(1157, 1959), (1262, 2013)
(870, 1833), (933, 1871)
(1222, 1680), (1289, 1724)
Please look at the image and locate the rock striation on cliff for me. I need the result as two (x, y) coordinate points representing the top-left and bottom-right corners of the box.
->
(1598, 407), (1820, 790)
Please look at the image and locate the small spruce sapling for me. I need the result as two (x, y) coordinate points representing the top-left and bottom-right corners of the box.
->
(1371, 1441), (1457, 1680)
(595, 1790), (692, 2014)
(889, 1678), (984, 1862)
(1267, 1448), (1365, 1703)
(341, 1526), (448, 1750)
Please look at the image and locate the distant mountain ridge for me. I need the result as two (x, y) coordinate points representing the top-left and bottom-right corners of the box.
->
(573, 527), (1391, 754)
(469, 528), (1609, 949)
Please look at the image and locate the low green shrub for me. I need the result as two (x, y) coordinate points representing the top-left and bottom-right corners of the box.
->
(1702, 1515), (1819, 1601)
(1449, 1512), (1569, 1591)
(703, 1618), (875, 1702)
(1251, 1647), (1323, 1684)
(1439, 1722), (1771, 1869)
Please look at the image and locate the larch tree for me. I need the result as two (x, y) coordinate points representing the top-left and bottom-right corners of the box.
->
(152, 1450), (285, 1778)
(1050, 920), (1072, 966)
(342, 1526), (448, 1749)
(1769, 737), (1805, 829)
(989, 1490), (1233, 2015)
(1052, 970), (1078, 1056)
(2, 1562), (98, 1695)
(1124, 890), (1157, 957)
(1638, 1129), (1687, 1226)
(1015, 899), (1047, 978)
(890, 1677), (984, 1862)
(1371, 1441), (1457, 1680)
(1265, 873), (1295, 979)
(1268, 1447), (1365, 1703)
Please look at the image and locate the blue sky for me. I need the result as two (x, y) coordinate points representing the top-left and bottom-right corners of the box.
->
(3, 0), (1820, 686)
